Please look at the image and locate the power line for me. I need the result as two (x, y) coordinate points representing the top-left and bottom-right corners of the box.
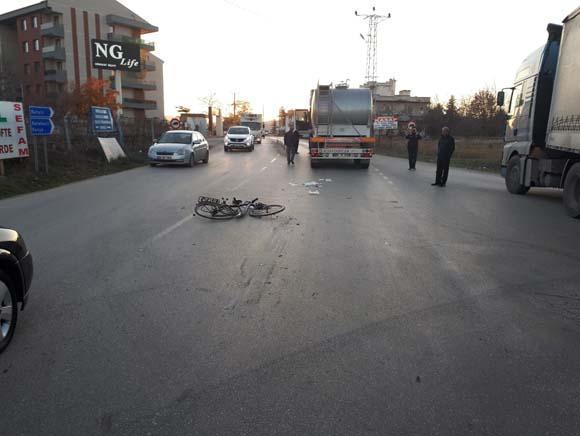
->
(355, 6), (391, 83)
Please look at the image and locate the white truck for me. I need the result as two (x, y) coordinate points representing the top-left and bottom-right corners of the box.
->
(499, 7), (580, 217)
(240, 114), (264, 144)
(285, 109), (311, 138)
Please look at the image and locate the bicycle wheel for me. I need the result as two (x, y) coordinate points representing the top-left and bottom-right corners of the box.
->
(195, 203), (241, 220)
(249, 204), (285, 217)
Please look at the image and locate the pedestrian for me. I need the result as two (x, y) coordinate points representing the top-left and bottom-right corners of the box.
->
(405, 126), (421, 170)
(432, 126), (455, 187)
(284, 125), (300, 165)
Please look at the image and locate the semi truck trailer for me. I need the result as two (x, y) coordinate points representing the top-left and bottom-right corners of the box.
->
(240, 114), (264, 144)
(309, 83), (374, 169)
(499, 7), (580, 217)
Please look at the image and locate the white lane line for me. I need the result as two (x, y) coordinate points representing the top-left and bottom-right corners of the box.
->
(383, 176), (388, 180)
(260, 166), (268, 172)
(151, 215), (193, 242)
(231, 179), (248, 190)
(270, 157), (277, 163)
(388, 181), (394, 185)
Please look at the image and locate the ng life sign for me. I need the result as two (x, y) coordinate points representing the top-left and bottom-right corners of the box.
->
(91, 39), (141, 72)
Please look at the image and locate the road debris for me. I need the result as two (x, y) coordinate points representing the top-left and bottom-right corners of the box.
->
(304, 181), (319, 187)
(308, 190), (320, 195)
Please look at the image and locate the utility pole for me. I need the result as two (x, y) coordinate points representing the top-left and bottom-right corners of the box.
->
(355, 6), (391, 83)
(232, 92), (236, 117)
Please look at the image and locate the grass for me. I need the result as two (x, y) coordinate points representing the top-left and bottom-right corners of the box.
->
(0, 151), (145, 199)
(375, 136), (504, 173)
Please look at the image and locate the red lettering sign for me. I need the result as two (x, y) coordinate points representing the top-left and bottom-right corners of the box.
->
(15, 115), (23, 122)
(18, 148), (29, 156)
(18, 137), (27, 145)
(0, 144), (14, 154)
(13, 103), (22, 111)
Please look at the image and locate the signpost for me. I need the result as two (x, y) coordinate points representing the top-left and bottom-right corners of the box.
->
(90, 106), (115, 133)
(29, 105), (55, 174)
(0, 101), (29, 176)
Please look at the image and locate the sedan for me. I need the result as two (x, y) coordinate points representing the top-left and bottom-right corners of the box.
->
(149, 130), (209, 167)
(0, 227), (33, 353)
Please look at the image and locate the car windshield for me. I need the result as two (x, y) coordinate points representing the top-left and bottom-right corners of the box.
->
(228, 127), (249, 135)
(158, 132), (192, 144)
(241, 122), (261, 131)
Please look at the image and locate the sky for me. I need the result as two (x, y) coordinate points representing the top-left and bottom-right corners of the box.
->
(2, 0), (579, 119)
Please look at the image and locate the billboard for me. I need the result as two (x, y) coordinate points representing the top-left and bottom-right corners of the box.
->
(374, 116), (398, 130)
(0, 101), (29, 160)
(91, 39), (141, 72)
(90, 106), (115, 133)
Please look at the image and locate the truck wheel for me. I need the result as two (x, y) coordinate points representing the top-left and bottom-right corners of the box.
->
(506, 155), (529, 195)
(563, 163), (580, 218)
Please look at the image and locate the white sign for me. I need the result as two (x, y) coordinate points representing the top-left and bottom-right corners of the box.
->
(374, 116), (398, 130)
(0, 101), (29, 160)
(170, 118), (180, 129)
(97, 137), (126, 162)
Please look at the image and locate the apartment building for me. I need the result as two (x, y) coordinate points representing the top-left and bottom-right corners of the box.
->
(0, 0), (164, 119)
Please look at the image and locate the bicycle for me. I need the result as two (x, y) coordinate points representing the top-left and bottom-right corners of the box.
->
(194, 196), (285, 220)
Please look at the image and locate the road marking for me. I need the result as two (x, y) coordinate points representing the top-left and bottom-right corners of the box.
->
(383, 176), (388, 180)
(388, 180), (394, 184)
(151, 215), (193, 242)
(270, 157), (277, 163)
(260, 166), (268, 172)
(231, 179), (248, 190)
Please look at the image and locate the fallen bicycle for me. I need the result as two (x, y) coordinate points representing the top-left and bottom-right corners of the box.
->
(194, 196), (285, 220)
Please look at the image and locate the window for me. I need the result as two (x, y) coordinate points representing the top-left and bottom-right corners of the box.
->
(32, 16), (38, 28)
(34, 62), (40, 73)
(23, 41), (29, 53)
(21, 19), (27, 31)
(24, 64), (30, 75)
(55, 38), (61, 48)
(56, 61), (63, 71)
(58, 83), (64, 93)
(34, 39), (40, 51)
(36, 84), (42, 95)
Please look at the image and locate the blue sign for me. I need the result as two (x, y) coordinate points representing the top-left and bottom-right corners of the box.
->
(90, 106), (115, 133)
(29, 106), (54, 118)
(29, 105), (54, 136)
(30, 118), (55, 136)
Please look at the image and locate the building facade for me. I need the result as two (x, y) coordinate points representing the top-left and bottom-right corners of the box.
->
(367, 79), (431, 130)
(0, 0), (164, 119)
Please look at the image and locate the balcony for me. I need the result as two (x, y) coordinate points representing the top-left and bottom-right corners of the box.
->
(44, 69), (66, 83)
(123, 98), (157, 110)
(106, 14), (158, 34)
(41, 22), (64, 38)
(121, 77), (157, 91)
(42, 46), (66, 61)
(107, 33), (155, 51)
(143, 61), (156, 71)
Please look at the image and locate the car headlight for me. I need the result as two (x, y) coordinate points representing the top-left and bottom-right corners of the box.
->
(148, 148), (156, 156)
(176, 148), (185, 155)
(245, 137), (252, 144)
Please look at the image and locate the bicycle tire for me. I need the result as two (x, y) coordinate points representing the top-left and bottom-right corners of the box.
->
(249, 204), (285, 217)
(195, 203), (241, 220)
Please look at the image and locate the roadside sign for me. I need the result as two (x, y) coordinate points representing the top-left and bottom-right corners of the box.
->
(374, 116), (398, 130)
(170, 118), (180, 129)
(29, 105), (55, 136)
(0, 101), (29, 160)
(90, 106), (115, 133)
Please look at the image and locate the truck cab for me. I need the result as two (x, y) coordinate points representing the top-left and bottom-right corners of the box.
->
(240, 114), (263, 144)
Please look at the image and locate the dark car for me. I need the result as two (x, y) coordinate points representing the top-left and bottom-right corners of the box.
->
(0, 227), (33, 353)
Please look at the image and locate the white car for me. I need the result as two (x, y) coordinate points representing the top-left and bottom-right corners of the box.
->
(224, 126), (254, 152)
(148, 130), (209, 167)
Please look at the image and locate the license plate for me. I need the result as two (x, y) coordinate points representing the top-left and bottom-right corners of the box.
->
(159, 155), (172, 160)
(198, 196), (221, 205)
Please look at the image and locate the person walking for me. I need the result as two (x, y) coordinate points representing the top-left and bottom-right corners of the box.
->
(284, 125), (300, 165)
(432, 126), (455, 187)
(405, 126), (422, 170)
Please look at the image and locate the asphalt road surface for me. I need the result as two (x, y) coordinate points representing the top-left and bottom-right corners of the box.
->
(1, 137), (580, 435)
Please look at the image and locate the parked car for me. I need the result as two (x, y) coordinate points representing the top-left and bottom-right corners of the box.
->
(0, 227), (33, 353)
(224, 126), (254, 152)
(148, 130), (209, 167)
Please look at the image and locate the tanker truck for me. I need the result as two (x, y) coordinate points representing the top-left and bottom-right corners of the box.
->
(498, 7), (580, 217)
(309, 83), (374, 169)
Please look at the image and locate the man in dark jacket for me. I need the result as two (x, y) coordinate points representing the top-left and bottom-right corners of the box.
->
(432, 127), (455, 187)
(284, 125), (300, 165)
(405, 126), (422, 170)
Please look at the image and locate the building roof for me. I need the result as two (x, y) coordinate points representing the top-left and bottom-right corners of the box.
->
(0, 1), (51, 24)
(106, 13), (158, 34)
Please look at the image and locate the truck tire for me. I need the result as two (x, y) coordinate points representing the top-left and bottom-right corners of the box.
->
(506, 155), (529, 195)
(563, 163), (580, 218)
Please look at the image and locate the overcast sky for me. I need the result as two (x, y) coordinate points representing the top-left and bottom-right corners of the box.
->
(2, 0), (579, 119)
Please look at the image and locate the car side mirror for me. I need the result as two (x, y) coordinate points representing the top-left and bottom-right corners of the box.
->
(497, 91), (505, 107)
(193, 139), (202, 145)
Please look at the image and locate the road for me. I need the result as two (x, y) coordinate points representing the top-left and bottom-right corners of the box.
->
(1, 137), (580, 435)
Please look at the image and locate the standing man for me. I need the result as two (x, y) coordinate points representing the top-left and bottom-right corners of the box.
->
(432, 126), (455, 187)
(405, 126), (422, 170)
(284, 125), (300, 165)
